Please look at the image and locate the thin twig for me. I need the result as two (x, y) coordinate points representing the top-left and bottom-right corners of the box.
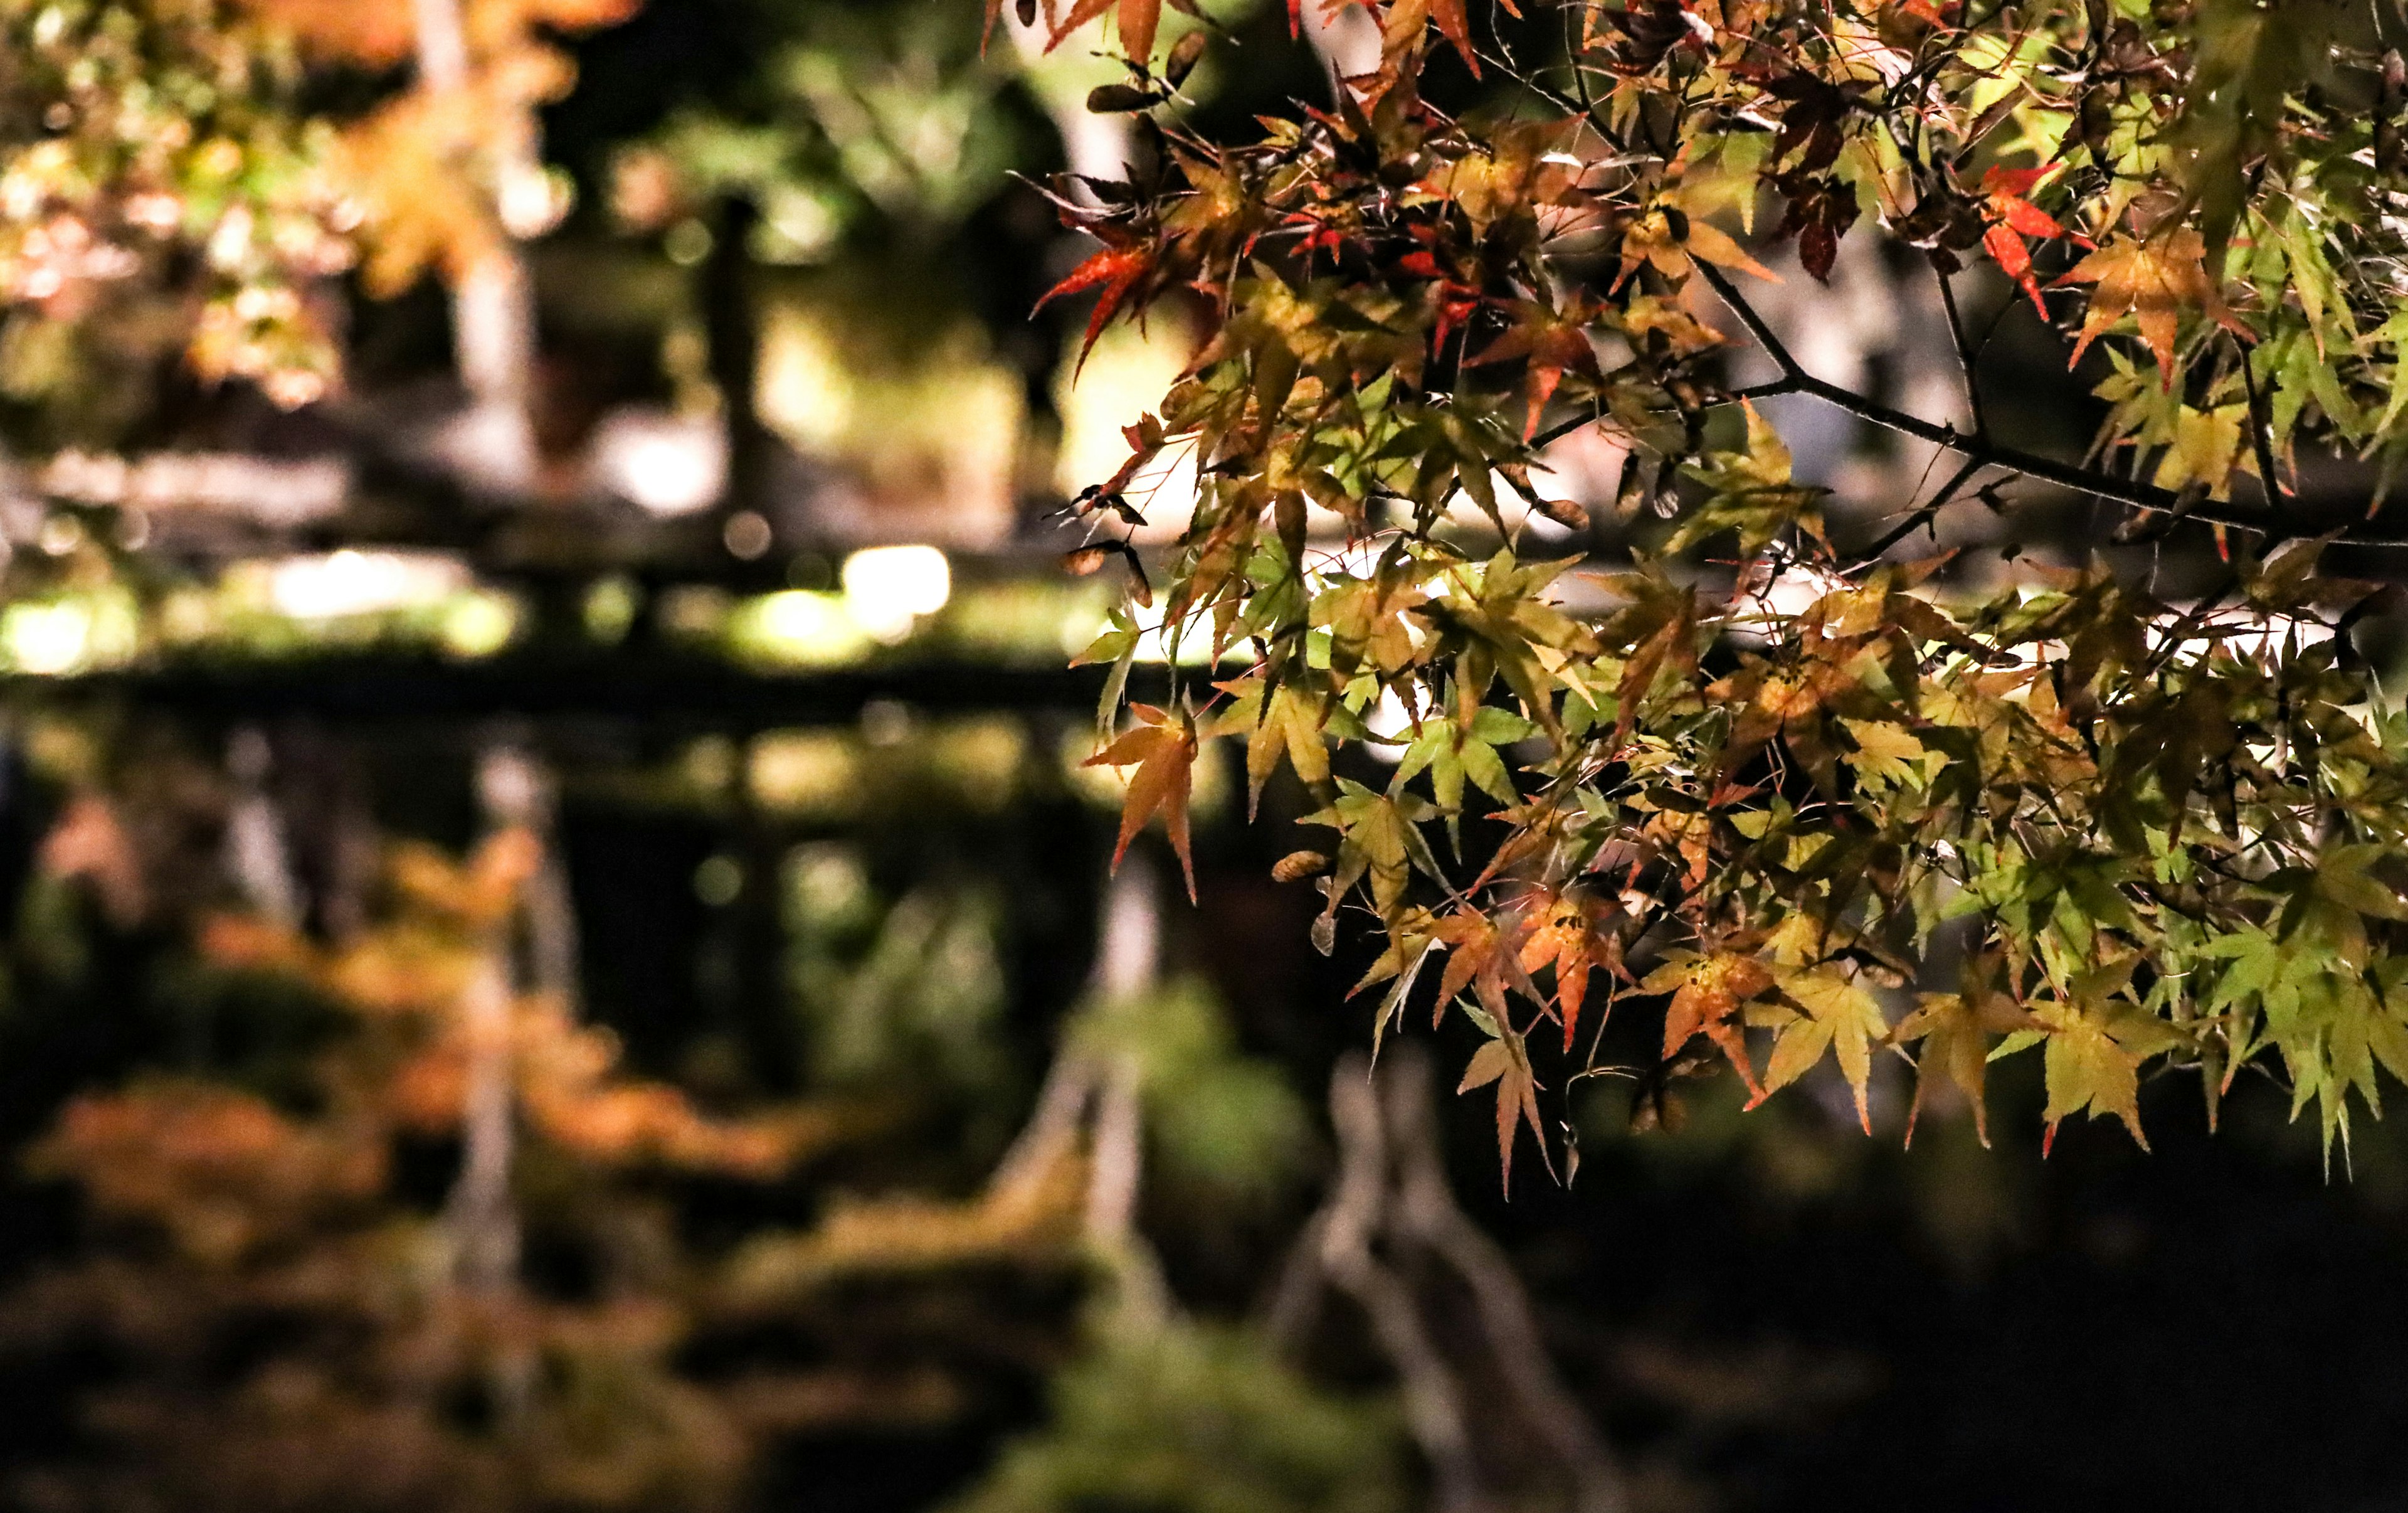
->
(2238, 337), (2286, 511)
(1933, 259), (1988, 440)
(1682, 260), (2403, 548)
(1862, 454), (1987, 560)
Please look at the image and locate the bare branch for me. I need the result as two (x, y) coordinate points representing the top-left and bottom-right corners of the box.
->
(1383, 1058), (1626, 1513)
(1933, 260), (1988, 441)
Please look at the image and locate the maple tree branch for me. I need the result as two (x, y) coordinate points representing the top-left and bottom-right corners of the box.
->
(1862, 454), (1989, 560)
(1382, 1057), (1626, 1513)
(1681, 259), (2408, 549)
(2238, 339), (2286, 508)
(1933, 260), (1989, 440)
(1316, 1060), (1495, 1513)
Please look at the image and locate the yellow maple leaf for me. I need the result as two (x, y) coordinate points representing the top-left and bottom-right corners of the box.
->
(1614, 204), (1780, 292)
(1757, 965), (1890, 1133)
(2059, 228), (2250, 390)
(2037, 1002), (2148, 1150)
(1838, 717), (1933, 788)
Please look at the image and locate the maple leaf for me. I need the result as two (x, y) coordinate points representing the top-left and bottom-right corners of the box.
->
(2030, 969), (2187, 1154)
(1457, 1022), (1554, 1194)
(1034, 240), (1154, 368)
(1212, 674), (1331, 818)
(1645, 951), (1772, 1099)
(1519, 891), (1608, 1051)
(1892, 989), (2027, 1147)
(1755, 965), (1889, 1133)
(2039, 1005), (2146, 1150)
(1978, 165), (2088, 319)
(1120, 0), (1163, 63)
(1837, 717), (1933, 790)
(1082, 704), (1199, 900)
(1426, 906), (1533, 1027)
(1468, 307), (1604, 439)
(2059, 228), (2249, 389)
(1614, 205), (1779, 292)
(1048, 0), (1184, 61)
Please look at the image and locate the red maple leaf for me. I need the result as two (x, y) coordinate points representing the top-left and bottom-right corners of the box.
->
(1979, 166), (2089, 319)
(1035, 242), (1154, 368)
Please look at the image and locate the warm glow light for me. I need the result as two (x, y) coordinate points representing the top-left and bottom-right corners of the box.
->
(268, 550), (467, 620)
(1, 600), (92, 675)
(841, 546), (951, 641)
(440, 593), (520, 659)
(1364, 687), (1413, 763)
(591, 410), (725, 516)
(732, 591), (875, 667)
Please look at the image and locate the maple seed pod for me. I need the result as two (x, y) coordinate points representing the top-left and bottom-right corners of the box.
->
(1063, 545), (1114, 577)
(1087, 83), (1156, 114)
(1271, 850), (1329, 883)
(1534, 496), (1590, 532)
(1164, 29), (1207, 87)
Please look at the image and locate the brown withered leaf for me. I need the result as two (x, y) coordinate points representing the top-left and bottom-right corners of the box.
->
(1062, 539), (1152, 607)
(1271, 850), (1329, 883)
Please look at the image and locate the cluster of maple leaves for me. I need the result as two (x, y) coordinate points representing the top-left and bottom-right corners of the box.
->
(1042, 0), (2408, 1177)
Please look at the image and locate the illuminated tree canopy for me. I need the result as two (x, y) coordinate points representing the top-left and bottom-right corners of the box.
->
(1050, 0), (2408, 1172)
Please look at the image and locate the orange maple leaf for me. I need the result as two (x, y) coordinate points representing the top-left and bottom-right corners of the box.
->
(1469, 311), (1602, 440)
(1048, 0), (1166, 60)
(1518, 892), (1608, 1050)
(1457, 1029), (1555, 1194)
(1082, 704), (1199, 900)
(2058, 228), (2249, 389)
(1656, 952), (1772, 1099)
(1427, 906), (1533, 1027)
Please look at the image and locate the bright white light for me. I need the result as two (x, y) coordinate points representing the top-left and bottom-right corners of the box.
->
(497, 163), (572, 239)
(1, 601), (92, 674)
(1364, 687), (1413, 763)
(841, 545), (951, 642)
(268, 550), (467, 620)
(759, 590), (839, 642)
(591, 409), (726, 516)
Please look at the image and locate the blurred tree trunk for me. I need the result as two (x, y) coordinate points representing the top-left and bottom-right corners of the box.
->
(415, 0), (539, 494)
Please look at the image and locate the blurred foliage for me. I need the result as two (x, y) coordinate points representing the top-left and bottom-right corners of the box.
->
(946, 1310), (1410, 1513)
(0, 0), (353, 432)
(618, 0), (1035, 258)
(1066, 975), (1307, 1204)
(0, 829), (800, 1512)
